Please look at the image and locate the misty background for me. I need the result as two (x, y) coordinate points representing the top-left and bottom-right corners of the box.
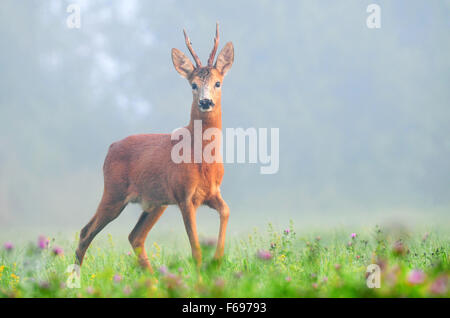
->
(0, 1), (449, 239)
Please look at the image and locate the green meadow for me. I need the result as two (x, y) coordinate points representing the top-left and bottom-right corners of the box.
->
(0, 223), (448, 298)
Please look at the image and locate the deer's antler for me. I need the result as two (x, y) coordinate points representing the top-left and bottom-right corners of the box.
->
(183, 29), (202, 68)
(207, 22), (219, 67)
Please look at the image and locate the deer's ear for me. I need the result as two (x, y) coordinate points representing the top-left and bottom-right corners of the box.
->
(215, 42), (234, 76)
(171, 48), (195, 78)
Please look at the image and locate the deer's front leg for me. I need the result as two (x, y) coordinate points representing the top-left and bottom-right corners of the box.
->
(179, 201), (202, 268)
(206, 192), (230, 260)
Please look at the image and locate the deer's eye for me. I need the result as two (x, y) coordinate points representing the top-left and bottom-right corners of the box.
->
(191, 83), (198, 90)
(215, 81), (221, 88)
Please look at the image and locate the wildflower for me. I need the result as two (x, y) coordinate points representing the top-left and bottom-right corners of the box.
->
(285, 276), (292, 282)
(4, 242), (13, 251)
(429, 275), (448, 295)
(312, 283), (318, 289)
(256, 249), (272, 260)
(178, 267), (183, 274)
(322, 277), (328, 283)
(123, 286), (132, 295)
(127, 251), (132, 256)
(90, 274), (96, 280)
(334, 264), (341, 271)
(52, 246), (63, 256)
(158, 265), (168, 275)
(311, 273), (317, 279)
(315, 236), (321, 241)
(164, 273), (185, 290)
(113, 274), (122, 283)
(407, 269), (426, 285)
(270, 242), (276, 249)
(86, 286), (94, 295)
(356, 255), (360, 259)
(38, 236), (49, 249)
(215, 278), (225, 288)
(347, 241), (352, 247)
(351, 233), (357, 239)
(376, 258), (388, 271)
(284, 229), (290, 235)
(10, 273), (20, 282)
(392, 241), (406, 256)
(39, 281), (50, 289)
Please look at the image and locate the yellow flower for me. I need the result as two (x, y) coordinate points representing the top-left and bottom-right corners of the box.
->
(91, 274), (96, 279)
(0, 265), (5, 273)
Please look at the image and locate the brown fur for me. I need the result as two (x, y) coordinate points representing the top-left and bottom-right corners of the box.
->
(75, 26), (234, 272)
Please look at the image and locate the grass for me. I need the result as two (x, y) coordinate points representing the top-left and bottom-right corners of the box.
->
(0, 222), (448, 298)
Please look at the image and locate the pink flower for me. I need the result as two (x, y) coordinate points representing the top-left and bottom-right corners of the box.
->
(407, 269), (426, 285)
(312, 283), (318, 289)
(429, 275), (448, 295)
(284, 229), (290, 235)
(123, 286), (131, 295)
(158, 265), (168, 275)
(351, 233), (357, 239)
(285, 276), (292, 282)
(215, 278), (225, 288)
(38, 236), (49, 249)
(392, 241), (406, 256)
(4, 242), (13, 251)
(52, 246), (63, 256)
(113, 274), (122, 283)
(257, 250), (272, 260)
(334, 264), (341, 271)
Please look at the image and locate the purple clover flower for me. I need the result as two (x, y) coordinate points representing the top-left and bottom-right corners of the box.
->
(38, 236), (49, 249)
(159, 265), (169, 275)
(257, 249), (272, 260)
(52, 246), (63, 256)
(113, 274), (122, 283)
(407, 269), (426, 285)
(4, 242), (13, 251)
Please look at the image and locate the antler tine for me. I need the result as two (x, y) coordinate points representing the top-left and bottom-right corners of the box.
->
(207, 22), (220, 67)
(183, 28), (202, 68)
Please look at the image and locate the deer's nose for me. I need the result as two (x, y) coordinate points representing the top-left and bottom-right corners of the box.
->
(199, 99), (215, 110)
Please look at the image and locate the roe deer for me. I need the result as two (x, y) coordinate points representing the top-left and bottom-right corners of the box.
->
(75, 23), (234, 272)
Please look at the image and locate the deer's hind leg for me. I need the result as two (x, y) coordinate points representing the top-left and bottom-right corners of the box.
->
(128, 206), (167, 272)
(75, 193), (127, 266)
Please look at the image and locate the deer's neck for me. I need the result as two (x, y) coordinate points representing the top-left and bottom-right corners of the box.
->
(187, 102), (222, 133)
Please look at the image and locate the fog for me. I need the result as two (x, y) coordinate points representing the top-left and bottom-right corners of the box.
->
(0, 1), (449, 238)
